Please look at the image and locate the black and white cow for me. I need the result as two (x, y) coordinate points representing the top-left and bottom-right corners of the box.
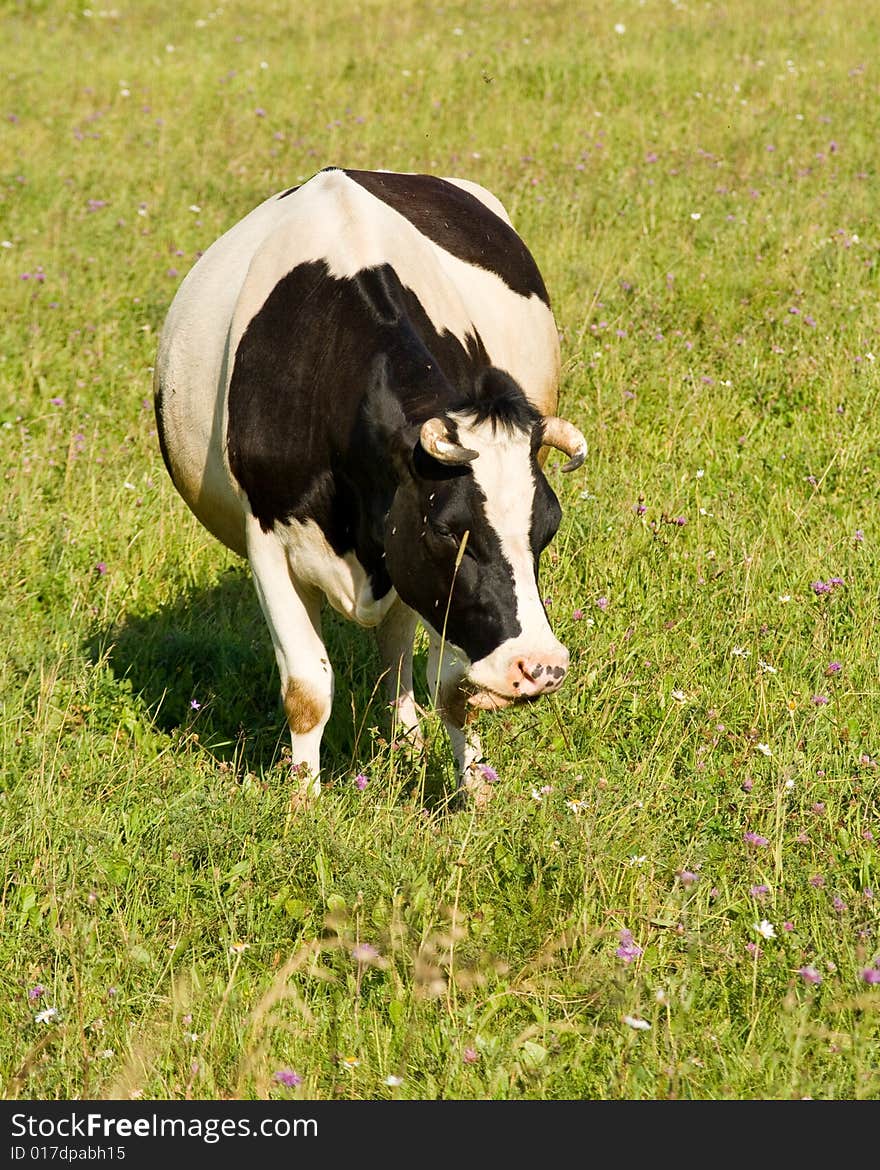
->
(154, 167), (586, 800)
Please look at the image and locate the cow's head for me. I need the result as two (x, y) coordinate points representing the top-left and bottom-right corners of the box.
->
(383, 368), (586, 709)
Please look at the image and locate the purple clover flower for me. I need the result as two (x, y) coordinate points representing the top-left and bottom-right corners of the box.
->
(615, 928), (644, 964)
(798, 966), (822, 984)
(354, 773), (368, 791)
(811, 577), (844, 596)
(744, 831), (769, 847)
(274, 1069), (302, 1087)
(351, 943), (379, 962)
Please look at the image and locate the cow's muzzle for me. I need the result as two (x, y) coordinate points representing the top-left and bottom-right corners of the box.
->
(465, 641), (570, 708)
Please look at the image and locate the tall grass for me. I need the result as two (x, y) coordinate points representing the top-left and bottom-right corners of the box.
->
(1, 0), (877, 1101)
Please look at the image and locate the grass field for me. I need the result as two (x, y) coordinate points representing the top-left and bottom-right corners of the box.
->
(1, 0), (878, 1101)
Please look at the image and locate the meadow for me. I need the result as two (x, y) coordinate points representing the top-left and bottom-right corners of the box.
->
(1, 0), (878, 1102)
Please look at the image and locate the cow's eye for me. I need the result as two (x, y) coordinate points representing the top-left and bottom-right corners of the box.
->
(433, 525), (459, 545)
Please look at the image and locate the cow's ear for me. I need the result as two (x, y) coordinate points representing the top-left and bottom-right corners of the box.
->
(359, 354), (420, 479)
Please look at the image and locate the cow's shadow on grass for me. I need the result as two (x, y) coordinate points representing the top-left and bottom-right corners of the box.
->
(87, 566), (452, 800)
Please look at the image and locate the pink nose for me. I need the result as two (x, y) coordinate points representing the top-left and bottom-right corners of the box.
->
(508, 652), (569, 698)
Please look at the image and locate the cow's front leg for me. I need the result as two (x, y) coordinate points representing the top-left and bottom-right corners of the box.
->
(426, 633), (495, 805)
(375, 600), (424, 751)
(246, 516), (333, 799)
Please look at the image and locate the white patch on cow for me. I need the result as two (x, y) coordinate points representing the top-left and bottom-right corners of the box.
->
(447, 413), (566, 695)
(277, 518), (396, 628)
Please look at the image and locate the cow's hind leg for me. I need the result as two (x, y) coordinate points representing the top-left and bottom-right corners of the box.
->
(426, 633), (495, 806)
(246, 516), (333, 798)
(375, 600), (424, 751)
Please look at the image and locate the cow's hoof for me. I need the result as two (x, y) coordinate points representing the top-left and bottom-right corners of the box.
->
(460, 762), (497, 808)
(391, 725), (425, 755)
(288, 763), (320, 810)
(288, 789), (319, 814)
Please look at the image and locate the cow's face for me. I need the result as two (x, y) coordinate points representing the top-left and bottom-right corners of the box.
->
(384, 406), (585, 707)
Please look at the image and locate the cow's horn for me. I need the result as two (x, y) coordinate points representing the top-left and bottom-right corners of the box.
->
(542, 417), (587, 472)
(419, 417), (478, 464)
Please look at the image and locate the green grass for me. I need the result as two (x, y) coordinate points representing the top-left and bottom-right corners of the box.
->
(1, 0), (878, 1101)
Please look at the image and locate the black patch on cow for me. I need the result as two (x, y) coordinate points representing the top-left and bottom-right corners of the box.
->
(227, 261), (490, 595)
(153, 381), (178, 491)
(529, 420), (563, 567)
(384, 449), (520, 663)
(464, 366), (543, 433)
(227, 258), (560, 662)
(343, 169), (550, 306)
(277, 185), (300, 199)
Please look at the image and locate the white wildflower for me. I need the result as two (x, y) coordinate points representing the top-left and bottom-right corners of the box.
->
(623, 1015), (651, 1030)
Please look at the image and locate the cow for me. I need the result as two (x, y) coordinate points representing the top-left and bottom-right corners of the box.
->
(154, 167), (586, 802)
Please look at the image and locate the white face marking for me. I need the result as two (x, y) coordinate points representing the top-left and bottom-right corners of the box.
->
(450, 414), (551, 642)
